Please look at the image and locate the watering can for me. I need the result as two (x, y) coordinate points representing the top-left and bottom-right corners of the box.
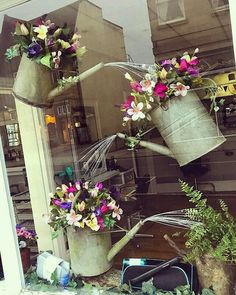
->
(117, 91), (226, 166)
(66, 220), (144, 277)
(12, 53), (104, 108)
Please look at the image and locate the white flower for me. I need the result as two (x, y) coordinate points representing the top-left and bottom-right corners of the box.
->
(125, 72), (132, 81)
(139, 73), (156, 93)
(127, 102), (145, 121)
(171, 82), (190, 97)
(149, 96), (154, 102)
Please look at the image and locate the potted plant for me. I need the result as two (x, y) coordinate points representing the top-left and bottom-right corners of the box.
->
(179, 180), (236, 295)
(16, 224), (37, 272)
(5, 18), (103, 107)
(116, 49), (226, 167)
(45, 181), (124, 277)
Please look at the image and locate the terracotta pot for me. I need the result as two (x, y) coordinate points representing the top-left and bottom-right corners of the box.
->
(20, 247), (31, 273)
(196, 255), (236, 295)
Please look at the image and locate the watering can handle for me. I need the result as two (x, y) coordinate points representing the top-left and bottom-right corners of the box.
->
(116, 133), (175, 159)
(107, 220), (144, 262)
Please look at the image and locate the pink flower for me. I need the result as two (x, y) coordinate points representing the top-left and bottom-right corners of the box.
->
(153, 83), (168, 100)
(95, 182), (103, 191)
(121, 95), (135, 110)
(101, 204), (109, 214)
(97, 216), (104, 230)
(179, 59), (188, 72)
(52, 199), (62, 206)
(130, 81), (142, 92)
(127, 102), (145, 121)
(170, 82), (190, 97)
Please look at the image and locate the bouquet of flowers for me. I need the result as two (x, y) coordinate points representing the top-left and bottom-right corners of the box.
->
(16, 224), (37, 249)
(5, 19), (86, 69)
(121, 48), (221, 125)
(46, 181), (123, 235)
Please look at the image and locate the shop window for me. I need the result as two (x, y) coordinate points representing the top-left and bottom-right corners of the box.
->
(211, 0), (229, 11)
(157, 0), (185, 25)
(0, 0), (29, 11)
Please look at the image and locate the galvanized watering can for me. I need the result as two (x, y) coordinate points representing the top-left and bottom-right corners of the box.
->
(66, 221), (144, 277)
(117, 91), (226, 166)
(12, 53), (104, 108)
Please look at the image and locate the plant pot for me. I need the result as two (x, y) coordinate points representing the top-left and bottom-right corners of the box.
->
(13, 53), (54, 108)
(20, 247), (31, 273)
(150, 91), (226, 166)
(196, 255), (236, 295)
(66, 227), (112, 277)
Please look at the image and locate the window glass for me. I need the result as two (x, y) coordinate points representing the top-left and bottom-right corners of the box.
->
(0, 0), (236, 290)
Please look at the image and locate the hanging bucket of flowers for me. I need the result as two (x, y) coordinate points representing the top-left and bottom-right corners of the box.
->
(46, 181), (126, 277)
(120, 49), (226, 166)
(5, 19), (87, 108)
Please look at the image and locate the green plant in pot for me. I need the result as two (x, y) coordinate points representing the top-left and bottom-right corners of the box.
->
(179, 180), (236, 295)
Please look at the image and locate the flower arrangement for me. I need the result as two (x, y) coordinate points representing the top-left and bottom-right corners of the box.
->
(5, 19), (86, 69)
(46, 181), (123, 235)
(121, 48), (222, 125)
(16, 224), (37, 249)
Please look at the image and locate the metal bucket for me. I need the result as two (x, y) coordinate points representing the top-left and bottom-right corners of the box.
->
(13, 53), (54, 108)
(150, 91), (226, 166)
(196, 255), (236, 295)
(66, 227), (112, 277)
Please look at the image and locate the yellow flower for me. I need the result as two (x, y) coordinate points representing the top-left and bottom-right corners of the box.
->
(34, 25), (48, 40)
(159, 68), (168, 80)
(85, 214), (100, 231)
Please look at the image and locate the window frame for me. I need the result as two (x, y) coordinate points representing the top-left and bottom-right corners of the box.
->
(156, 0), (186, 25)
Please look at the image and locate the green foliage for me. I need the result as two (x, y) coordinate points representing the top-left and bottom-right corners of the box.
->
(180, 180), (236, 263)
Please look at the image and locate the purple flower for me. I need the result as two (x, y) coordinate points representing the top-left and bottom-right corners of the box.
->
(161, 59), (172, 71)
(109, 186), (120, 200)
(28, 43), (42, 57)
(187, 66), (199, 76)
(52, 199), (62, 206)
(60, 202), (72, 210)
(95, 207), (101, 216)
(95, 182), (103, 191)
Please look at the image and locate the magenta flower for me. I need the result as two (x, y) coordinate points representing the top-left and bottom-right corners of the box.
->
(67, 186), (76, 193)
(130, 81), (142, 92)
(179, 59), (188, 72)
(101, 204), (109, 214)
(121, 95), (134, 110)
(153, 83), (168, 100)
(97, 216), (104, 230)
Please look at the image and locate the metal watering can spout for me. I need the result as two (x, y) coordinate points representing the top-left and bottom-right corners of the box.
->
(47, 62), (104, 100)
(107, 220), (144, 262)
(116, 133), (175, 159)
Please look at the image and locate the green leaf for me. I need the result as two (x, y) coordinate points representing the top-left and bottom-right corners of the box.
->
(40, 53), (52, 69)
(219, 98), (225, 105)
(74, 46), (87, 57)
(214, 105), (219, 112)
(52, 231), (59, 239)
(5, 46), (20, 60)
